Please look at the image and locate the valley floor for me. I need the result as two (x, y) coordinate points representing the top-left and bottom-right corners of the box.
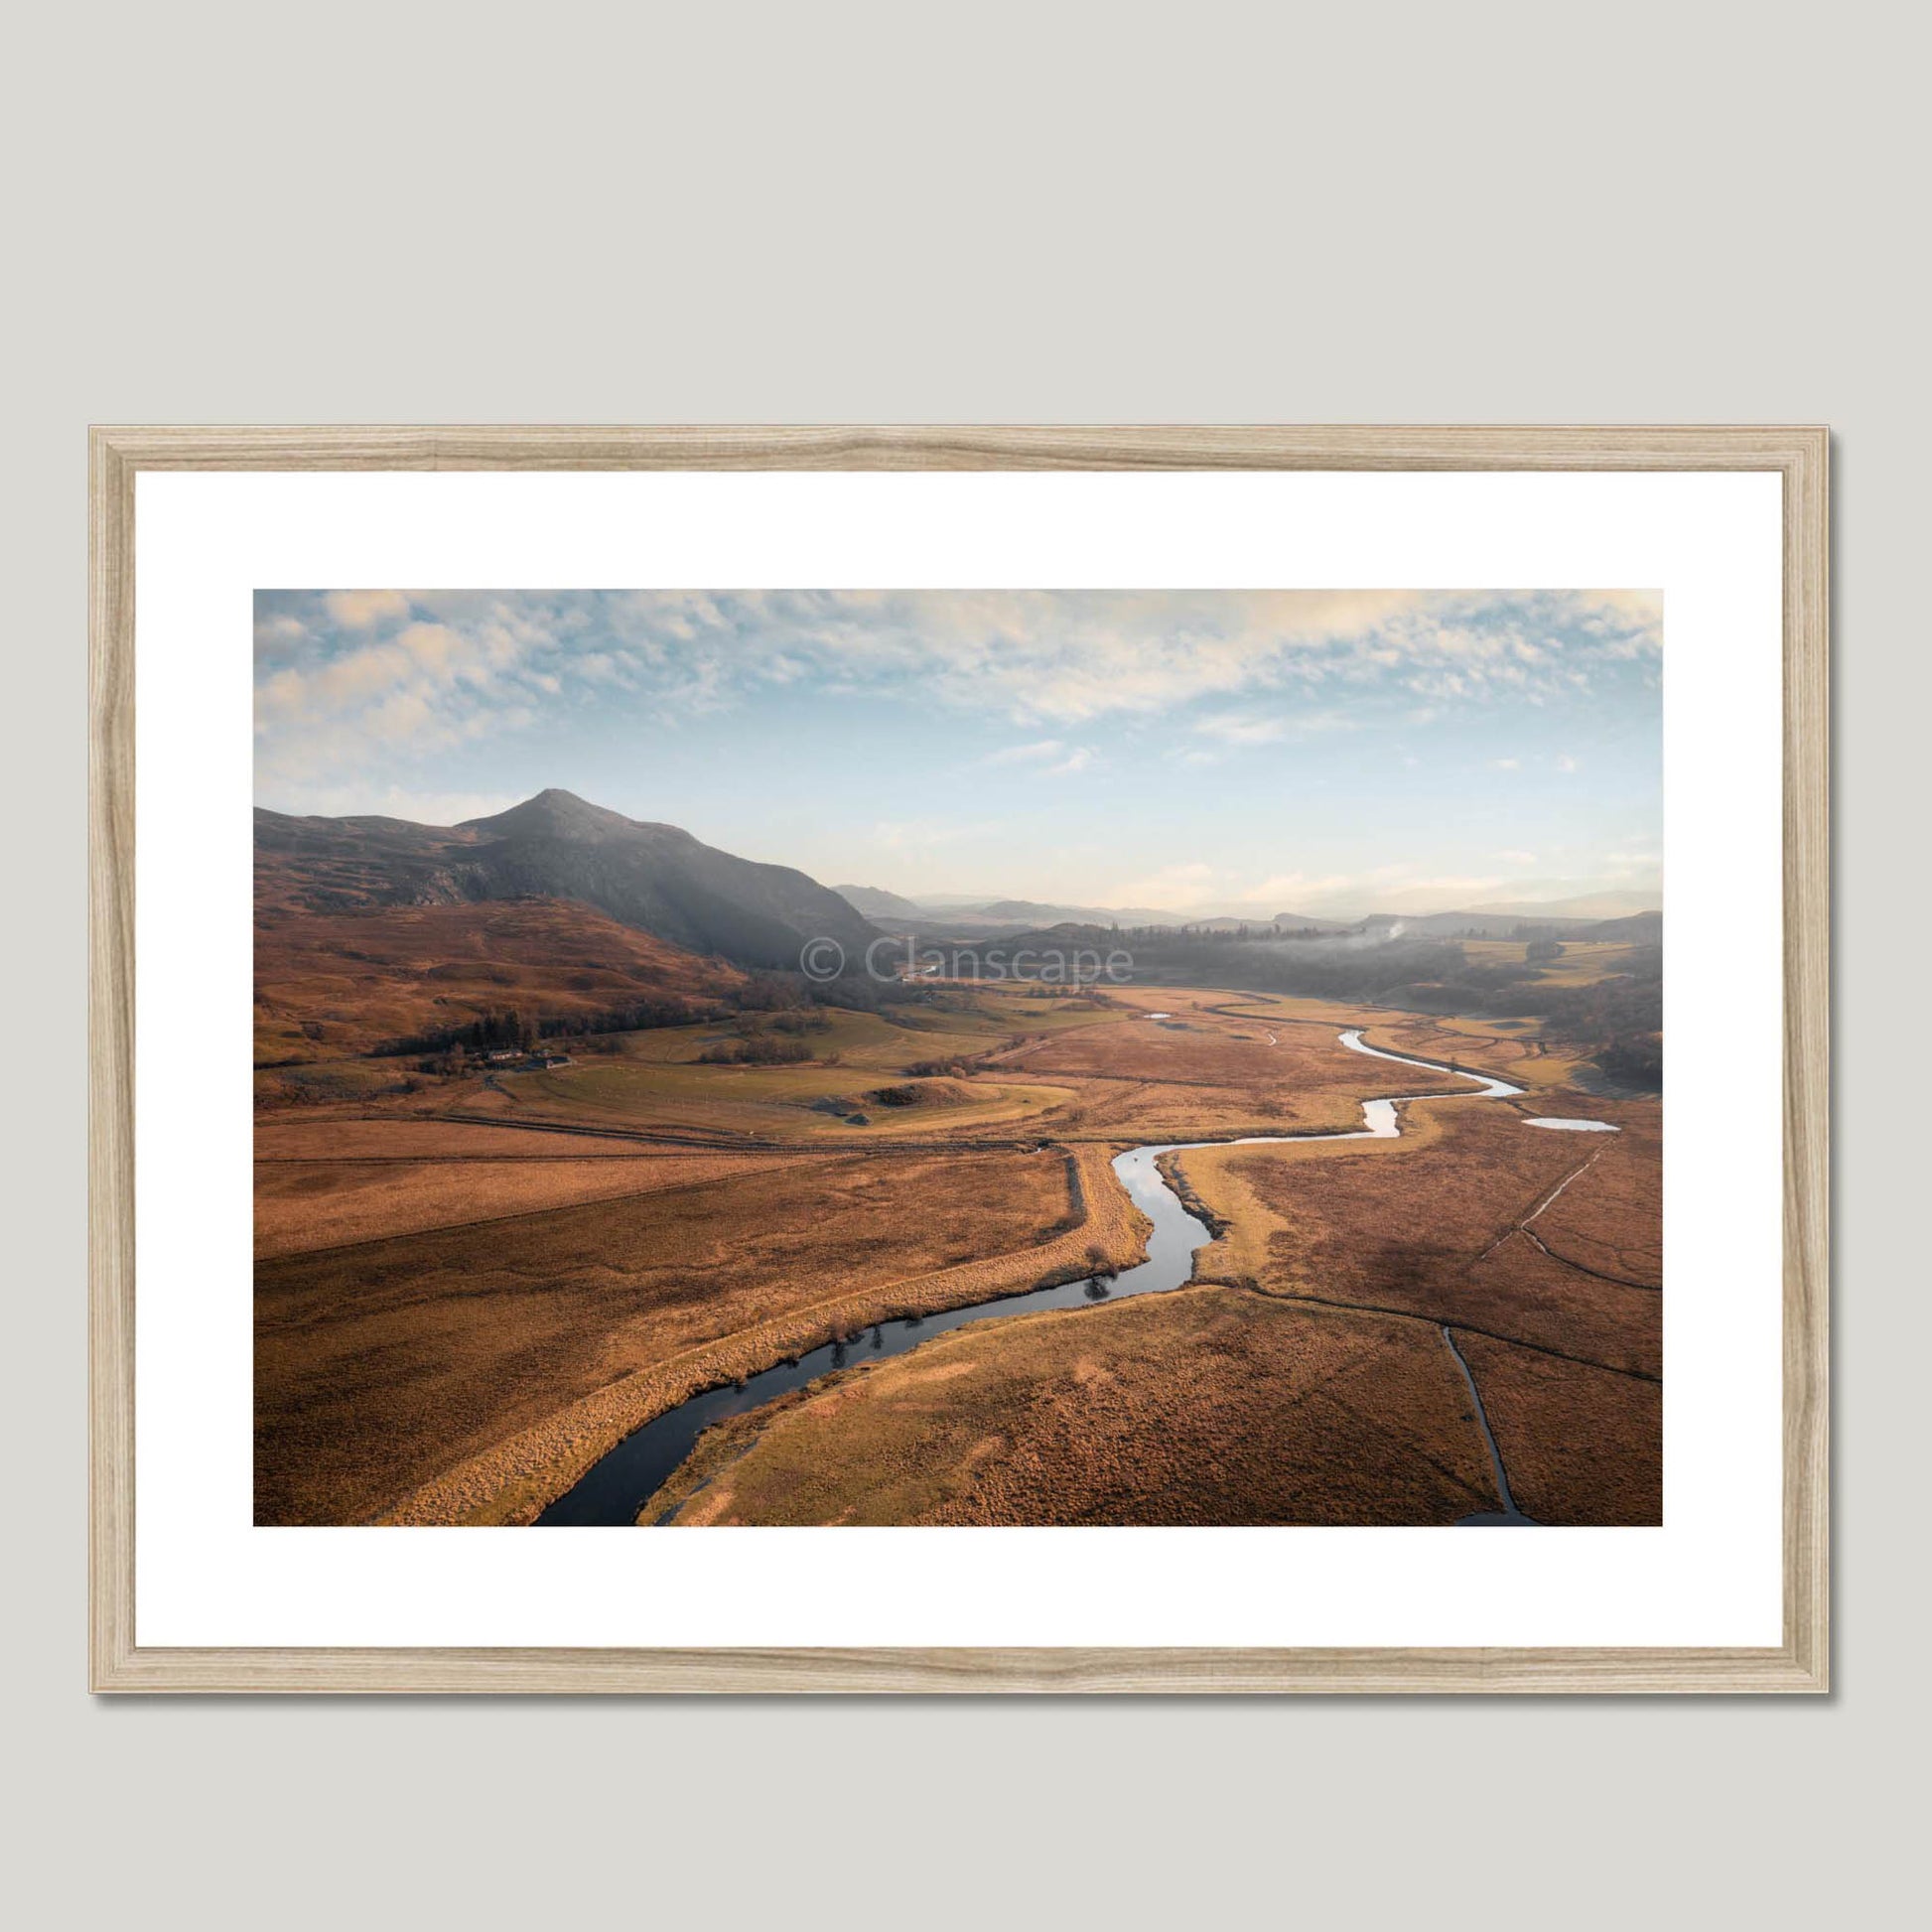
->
(254, 982), (1661, 1527)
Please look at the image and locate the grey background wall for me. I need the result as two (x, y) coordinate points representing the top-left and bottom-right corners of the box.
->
(5, 3), (1918, 1923)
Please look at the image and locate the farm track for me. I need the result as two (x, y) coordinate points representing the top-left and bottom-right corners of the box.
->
(1466, 1145), (1659, 1291)
(430, 1108), (1054, 1156)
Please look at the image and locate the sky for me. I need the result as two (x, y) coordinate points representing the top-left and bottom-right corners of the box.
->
(254, 588), (1662, 918)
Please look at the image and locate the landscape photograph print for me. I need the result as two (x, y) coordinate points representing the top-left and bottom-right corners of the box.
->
(254, 588), (1663, 1530)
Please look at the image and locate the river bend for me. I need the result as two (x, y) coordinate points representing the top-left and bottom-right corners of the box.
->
(537, 1029), (1536, 1526)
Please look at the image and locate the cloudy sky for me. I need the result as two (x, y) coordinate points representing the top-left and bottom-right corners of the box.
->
(254, 588), (1661, 917)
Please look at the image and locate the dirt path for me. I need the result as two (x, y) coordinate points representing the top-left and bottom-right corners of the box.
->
(1468, 1145), (1656, 1290)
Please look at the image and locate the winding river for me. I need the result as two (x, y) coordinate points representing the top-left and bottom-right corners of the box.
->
(536, 1029), (1543, 1527)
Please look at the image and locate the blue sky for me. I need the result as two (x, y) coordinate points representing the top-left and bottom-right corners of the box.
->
(254, 588), (1661, 916)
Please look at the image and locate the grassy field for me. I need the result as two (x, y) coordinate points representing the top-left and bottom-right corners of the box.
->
(255, 967), (1660, 1526)
(498, 1055), (1077, 1143)
(627, 1010), (1662, 1528)
(255, 1144), (817, 1258)
(256, 1143), (1108, 1525)
(1451, 1331), (1661, 1524)
(1459, 937), (1647, 985)
(1178, 1090), (1661, 1375)
(644, 1287), (1500, 1526)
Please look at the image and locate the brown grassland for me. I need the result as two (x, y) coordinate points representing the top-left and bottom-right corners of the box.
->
(1449, 1332), (1662, 1525)
(254, 1143), (817, 1259)
(638, 1086), (1661, 1528)
(1180, 1092), (1661, 1375)
(256, 938), (1661, 1527)
(645, 1289), (1500, 1526)
(257, 1140), (1151, 1525)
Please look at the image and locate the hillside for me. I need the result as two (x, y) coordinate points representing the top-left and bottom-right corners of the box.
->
(256, 787), (878, 969)
(254, 897), (746, 1064)
(835, 884), (927, 920)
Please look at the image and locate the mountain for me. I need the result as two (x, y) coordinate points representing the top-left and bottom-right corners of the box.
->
(1571, 908), (1663, 942)
(835, 884), (928, 921)
(914, 897), (1196, 929)
(1357, 906), (1664, 941)
(256, 788), (879, 970)
(1270, 911), (1355, 933)
(1360, 909), (1544, 938)
(1465, 890), (1663, 920)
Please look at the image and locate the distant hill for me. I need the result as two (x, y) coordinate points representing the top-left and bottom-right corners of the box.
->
(1357, 906), (1664, 941)
(1465, 891), (1662, 920)
(835, 884), (928, 921)
(1573, 908), (1663, 942)
(1360, 909), (1546, 939)
(1269, 911), (1355, 933)
(916, 897), (1194, 929)
(256, 788), (879, 970)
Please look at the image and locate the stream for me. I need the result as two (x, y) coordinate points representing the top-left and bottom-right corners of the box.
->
(536, 1028), (1546, 1527)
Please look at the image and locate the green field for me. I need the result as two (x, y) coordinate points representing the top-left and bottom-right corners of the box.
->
(1459, 938), (1645, 985)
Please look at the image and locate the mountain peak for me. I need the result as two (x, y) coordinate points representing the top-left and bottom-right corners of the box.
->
(259, 789), (879, 968)
(461, 788), (638, 839)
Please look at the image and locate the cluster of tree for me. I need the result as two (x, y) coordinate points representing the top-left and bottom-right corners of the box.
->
(768, 1009), (833, 1035)
(461, 1007), (536, 1051)
(1123, 933), (1479, 1003)
(391, 969), (868, 1062)
(536, 996), (725, 1039)
(904, 1052), (991, 1079)
(695, 1034), (815, 1066)
(1374, 945), (1663, 1089)
(1597, 1034), (1664, 1087)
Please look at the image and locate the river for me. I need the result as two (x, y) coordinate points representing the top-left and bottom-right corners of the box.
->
(536, 1028), (1550, 1527)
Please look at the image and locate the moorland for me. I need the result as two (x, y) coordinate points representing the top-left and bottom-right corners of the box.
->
(255, 789), (1661, 1529)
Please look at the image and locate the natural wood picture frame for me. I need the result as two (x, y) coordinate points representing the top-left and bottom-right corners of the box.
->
(89, 424), (1829, 1694)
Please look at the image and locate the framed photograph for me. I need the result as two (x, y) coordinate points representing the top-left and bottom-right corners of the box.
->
(90, 425), (1827, 1693)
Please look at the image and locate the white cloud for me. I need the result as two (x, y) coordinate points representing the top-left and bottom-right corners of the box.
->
(253, 587), (1662, 823)
(1555, 753), (1581, 772)
(324, 589), (412, 629)
(1489, 758), (1522, 771)
(254, 612), (307, 657)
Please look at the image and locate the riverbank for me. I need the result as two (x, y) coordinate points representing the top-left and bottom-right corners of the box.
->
(378, 1141), (1153, 1525)
(551, 1029), (1567, 1526)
